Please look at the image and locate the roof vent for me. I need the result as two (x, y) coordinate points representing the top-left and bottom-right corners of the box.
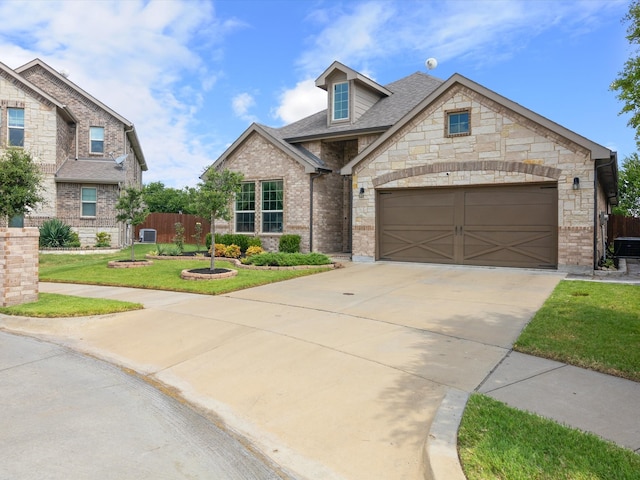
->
(59, 69), (70, 78)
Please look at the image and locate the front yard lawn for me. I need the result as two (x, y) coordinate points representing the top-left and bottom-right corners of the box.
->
(514, 280), (640, 382)
(0, 293), (142, 317)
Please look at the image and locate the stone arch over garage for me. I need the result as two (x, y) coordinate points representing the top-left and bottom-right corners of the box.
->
(372, 160), (562, 187)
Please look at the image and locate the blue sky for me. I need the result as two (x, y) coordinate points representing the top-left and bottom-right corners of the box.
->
(0, 0), (633, 188)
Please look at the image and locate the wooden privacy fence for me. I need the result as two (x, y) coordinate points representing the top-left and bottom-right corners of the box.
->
(135, 213), (211, 244)
(608, 214), (640, 240)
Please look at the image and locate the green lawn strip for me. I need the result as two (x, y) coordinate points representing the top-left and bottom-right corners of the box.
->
(514, 280), (640, 382)
(459, 394), (640, 480)
(0, 293), (142, 318)
(39, 245), (332, 295)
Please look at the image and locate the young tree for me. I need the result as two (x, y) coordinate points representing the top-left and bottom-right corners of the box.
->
(115, 187), (149, 261)
(613, 153), (640, 217)
(611, 1), (640, 147)
(192, 169), (243, 272)
(0, 148), (44, 225)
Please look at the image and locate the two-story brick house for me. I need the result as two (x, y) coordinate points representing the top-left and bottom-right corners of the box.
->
(207, 61), (618, 274)
(0, 58), (147, 246)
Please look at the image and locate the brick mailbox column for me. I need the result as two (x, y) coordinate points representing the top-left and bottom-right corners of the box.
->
(0, 228), (39, 307)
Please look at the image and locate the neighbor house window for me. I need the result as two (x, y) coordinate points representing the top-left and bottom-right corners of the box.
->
(8, 108), (24, 147)
(446, 110), (470, 136)
(262, 180), (283, 233)
(90, 127), (104, 153)
(235, 182), (255, 233)
(333, 82), (349, 121)
(81, 187), (97, 217)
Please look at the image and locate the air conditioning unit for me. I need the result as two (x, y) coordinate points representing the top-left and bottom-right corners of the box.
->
(139, 228), (157, 243)
(613, 237), (640, 257)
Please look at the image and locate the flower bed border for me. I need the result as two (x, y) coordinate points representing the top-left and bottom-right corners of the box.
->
(146, 254), (336, 270)
(180, 268), (238, 280)
(108, 260), (154, 268)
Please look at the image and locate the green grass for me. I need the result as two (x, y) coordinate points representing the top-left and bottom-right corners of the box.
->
(0, 293), (142, 317)
(458, 394), (640, 480)
(39, 244), (332, 295)
(514, 280), (640, 381)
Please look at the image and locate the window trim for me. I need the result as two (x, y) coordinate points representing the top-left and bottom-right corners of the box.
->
(8, 107), (25, 147)
(261, 180), (284, 234)
(81, 187), (97, 217)
(235, 181), (256, 233)
(332, 81), (349, 122)
(90, 126), (105, 154)
(445, 109), (471, 137)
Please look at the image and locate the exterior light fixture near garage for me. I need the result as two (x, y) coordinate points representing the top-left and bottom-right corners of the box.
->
(573, 177), (580, 190)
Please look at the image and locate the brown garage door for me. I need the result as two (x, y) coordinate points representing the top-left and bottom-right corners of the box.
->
(378, 184), (557, 269)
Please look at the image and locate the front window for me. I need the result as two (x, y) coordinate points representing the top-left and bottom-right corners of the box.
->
(90, 127), (104, 153)
(333, 82), (349, 121)
(262, 180), (283, 233)
(8, 108), (24, 147)
(446, 110), (470, 136)
(81, 187), (97, 217)
(235, 182), (255, 233)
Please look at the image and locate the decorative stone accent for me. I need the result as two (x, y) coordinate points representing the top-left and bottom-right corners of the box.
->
(0, 228), (39, 307)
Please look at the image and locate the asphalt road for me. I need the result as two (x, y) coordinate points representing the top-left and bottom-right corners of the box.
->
(0, 331), (288, 480)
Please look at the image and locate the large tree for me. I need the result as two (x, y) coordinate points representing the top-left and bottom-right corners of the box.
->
(142, 181), (197, 214)
(115, 187), (150, 261)
(192, 169), (243, 272)
(611, 1), (640, 147)
(613, 153), (640, 217)
(0, 148), (44, 225)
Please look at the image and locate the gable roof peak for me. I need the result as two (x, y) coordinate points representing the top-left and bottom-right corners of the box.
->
(315, 61), (392, 97)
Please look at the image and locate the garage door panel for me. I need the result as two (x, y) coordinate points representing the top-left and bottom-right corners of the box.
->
(378, 184), (557, 269)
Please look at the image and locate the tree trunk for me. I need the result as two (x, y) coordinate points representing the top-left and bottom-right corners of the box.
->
(209, 214), (216, 272)
(130, 223), (135, 261)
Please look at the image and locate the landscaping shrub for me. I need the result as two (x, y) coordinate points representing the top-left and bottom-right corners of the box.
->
(247, 236), (262, 248)
(213, 243), (227, 257)
(242, 252), (331, 266)
(245, 245), (264, 257)
(95, 231), (111, 247)
(213, 233), (260, 253)
(39, 219), (78, 248)
(279, 234), (300, 253)
(174, 222), (185, 254)
(225, 244), (242, 258)
(205, 232), (212, 250)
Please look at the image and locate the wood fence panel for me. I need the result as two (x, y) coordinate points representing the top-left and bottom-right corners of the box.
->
(135, 213), (211, 245)
(608, 214), (640, 240)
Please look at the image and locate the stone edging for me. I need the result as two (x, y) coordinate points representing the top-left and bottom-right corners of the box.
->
(146, 254), (336, 271)
(108, 260), (154, 268)
(180, 268), (238, 280)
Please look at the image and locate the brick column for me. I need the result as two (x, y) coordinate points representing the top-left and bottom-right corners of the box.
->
(0, 228), (39, 307)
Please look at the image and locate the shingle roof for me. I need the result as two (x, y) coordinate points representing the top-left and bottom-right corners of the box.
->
(278, 72), (444, 141)
(55, 159), (125, 184)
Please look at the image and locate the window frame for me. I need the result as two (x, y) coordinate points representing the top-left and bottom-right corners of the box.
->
(81, 187), (97, 217)
(90, 126), (105, 154)
(332, 81), (349, 122)
(235, 182), (256, 233)
(446, 109), (471, 137)
(261, 180), (283, 234)
(8, 107), (25, 147)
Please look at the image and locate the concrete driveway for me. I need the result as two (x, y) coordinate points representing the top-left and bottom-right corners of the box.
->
(0, 262), (564, 480)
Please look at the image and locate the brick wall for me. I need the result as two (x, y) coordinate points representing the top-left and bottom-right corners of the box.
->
(0, 228), (39, 307)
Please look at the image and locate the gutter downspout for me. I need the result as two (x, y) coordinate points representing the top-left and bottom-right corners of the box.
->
(594, 155), (616, 268)
(309, 169), (332, 252)
(123, 126), (134, 188)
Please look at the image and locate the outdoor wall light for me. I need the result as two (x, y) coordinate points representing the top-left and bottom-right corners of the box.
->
(359, 187), (365, 198)
(573, 177), (580, 190)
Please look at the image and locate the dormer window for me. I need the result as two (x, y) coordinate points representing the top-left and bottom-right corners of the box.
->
(332, 82), (349, 121)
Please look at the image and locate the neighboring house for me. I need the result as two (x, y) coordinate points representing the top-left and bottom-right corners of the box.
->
(0, 58), (147, 246)
(206, 61), (618, 274)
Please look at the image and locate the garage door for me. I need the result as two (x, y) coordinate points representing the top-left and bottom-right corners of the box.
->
(378, 184), (557, 269)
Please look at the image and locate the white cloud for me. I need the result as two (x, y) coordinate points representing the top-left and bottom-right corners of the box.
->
(274, 79), (326, 124)
(232, 92), (258, 124)
(0, 0), (239, 188)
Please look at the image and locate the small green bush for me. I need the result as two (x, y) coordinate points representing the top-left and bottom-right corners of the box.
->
(205, 232), (212, 250)
(174, 222), (185, 254)
(279, 234), (301, 253)
(214, 233), (256, 253)
(95, 231), (111, 247)
(39, 219), (77, 248)
(242, 252), (331, 266)
(225, 244), (242, 258)
(247, 236), (262, 248)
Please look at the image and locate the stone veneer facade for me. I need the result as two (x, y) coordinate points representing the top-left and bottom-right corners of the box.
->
(0, 228), (39, 307)
(351, 85), (601, 273)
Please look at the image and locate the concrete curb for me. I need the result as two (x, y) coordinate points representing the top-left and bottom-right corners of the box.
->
(424, 388), (469, 480)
